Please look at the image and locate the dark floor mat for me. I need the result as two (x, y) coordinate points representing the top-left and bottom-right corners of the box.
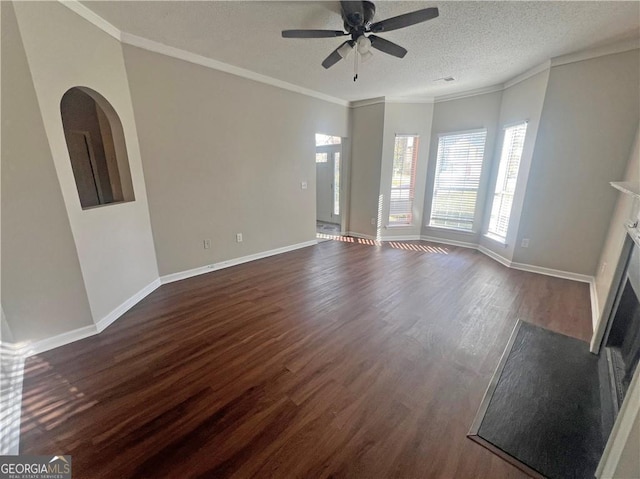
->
(468, 320), (604, 479)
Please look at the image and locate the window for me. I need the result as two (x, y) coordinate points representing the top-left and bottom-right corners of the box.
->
(61, 87), (134, 209)
(487, 122), (528, 242)
(429, 129), (487, 231)
(315, 152), (328, 163)
(315, 133), (341, 146)
(389, 135), (419, 225)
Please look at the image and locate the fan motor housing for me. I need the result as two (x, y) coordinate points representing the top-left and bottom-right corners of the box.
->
(342, 1), (376, 30)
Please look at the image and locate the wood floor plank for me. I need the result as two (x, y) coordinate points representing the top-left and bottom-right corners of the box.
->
(19, 239), (593, 478)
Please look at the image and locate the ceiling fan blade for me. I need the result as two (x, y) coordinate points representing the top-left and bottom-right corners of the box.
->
(282, 29), (348, 38)
(369, 35), (407, 58)
(369, 7), (439, 33)
(322, 40), (354, 69)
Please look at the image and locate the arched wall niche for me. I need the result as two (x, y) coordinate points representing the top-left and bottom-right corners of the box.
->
(60, 86), (135, 209)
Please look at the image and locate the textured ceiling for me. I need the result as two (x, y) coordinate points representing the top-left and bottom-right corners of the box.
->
(81, 1), (640, 101)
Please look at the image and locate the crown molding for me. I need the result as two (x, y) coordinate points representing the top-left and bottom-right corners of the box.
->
(60, 0), (121, 41)
(58, 0), (640, 111)
(385, 96), (435, 104)
(349, 97), (386, 108)
(551, 37), (640, 68)
(503, 61), (551, 89)
(120, 32), (349, 107)
(58, 1), (349, 108)
(434, 84), (504, 103)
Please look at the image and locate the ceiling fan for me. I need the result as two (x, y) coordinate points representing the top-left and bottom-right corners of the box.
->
(282, 1), (439, 80)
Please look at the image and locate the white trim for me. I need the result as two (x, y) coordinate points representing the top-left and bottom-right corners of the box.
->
(349, 97), (386, 108)
(483, 232), (508, 247)
(59, 0), (121, 40)
(385, 96), (435, 104)
(589, 279), (599, 333)
(503, 61), (551, 89)
(57, 0), (638, 111)
(27, 324), (97, 357)
(597, 365), (640, 478)
(95, 279), (161, 332)
(381, 235), (421, 242)
(434, 84), (504, 103)
(161, 240), (318, 285)
(420, 236), (596, 285)
(346, 231), (378, 241)
(436, 127), (487, 138)
(478, 245), (512, 268)
(509, 261), (593, 283)
(552, 39), (640, 68)
(25, 277), (162, 356)
(59, 1), (348, 108)
(420, 235), (478, 250)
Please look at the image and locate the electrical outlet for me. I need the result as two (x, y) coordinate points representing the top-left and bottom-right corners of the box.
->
(236, 233), (243, 243)
(521, 238), (530, 248)
(203, 239), (211, 249)
(301, 181), (308, 190)
(600, 262), (607, 274)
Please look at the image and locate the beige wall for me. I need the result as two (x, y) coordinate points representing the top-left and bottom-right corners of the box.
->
(515, 50), (640, 275)
(348, 102), (385, 238)
(421, 91), (503, 244)
(379, 102), (434, 238)
(12, 2), (159, 324)
(1, 2), (93, 342)
(593, 125), (639, 331)
(479, 70), (550, 261)
(122, 44), (349, 276)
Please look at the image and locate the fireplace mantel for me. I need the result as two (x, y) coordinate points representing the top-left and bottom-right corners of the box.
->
(611, 181), (640, 199)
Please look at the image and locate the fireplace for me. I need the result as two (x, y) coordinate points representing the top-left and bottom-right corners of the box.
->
(600, 236), (640, 420)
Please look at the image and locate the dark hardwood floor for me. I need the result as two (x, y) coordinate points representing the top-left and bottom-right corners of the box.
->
(19, 239), (593, 478)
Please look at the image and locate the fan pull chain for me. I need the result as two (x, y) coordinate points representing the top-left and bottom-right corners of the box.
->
(353, 48), (358, 82)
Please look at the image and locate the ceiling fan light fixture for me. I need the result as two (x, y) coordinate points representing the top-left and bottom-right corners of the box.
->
(337, 41), (355, 59)
(356, 35), (371, 53)
(360, 50), (374, 63)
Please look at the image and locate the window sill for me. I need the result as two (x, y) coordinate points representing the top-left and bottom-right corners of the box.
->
(484, 233), (508, 247)
(386, 224), (414, 229)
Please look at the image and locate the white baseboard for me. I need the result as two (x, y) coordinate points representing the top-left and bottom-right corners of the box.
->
(478, 245), (513, 268)
(96, 279), (161, 333)
(27, 325), (97, 357)
(381, 234), (421, 242)
(346, 231), (378, 241)
(420, 235), (478, 250)
(161, 240), (318, 285)
(509, 261), (593, 283)
(589, 279), (600, 332)
(26, 278), (162, 356)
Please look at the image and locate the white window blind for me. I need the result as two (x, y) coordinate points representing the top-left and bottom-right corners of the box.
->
(389, 135), (419, 225)
(487, 122), (527, 241)
(429, 129), (487, 231)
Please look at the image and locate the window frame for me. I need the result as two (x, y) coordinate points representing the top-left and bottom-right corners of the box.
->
(388, 134), (420, 227)
(485, 121), (528, 244)
(428, 128), (488, 233)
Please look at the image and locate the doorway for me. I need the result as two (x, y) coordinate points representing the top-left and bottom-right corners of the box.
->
(315, 134), (343, 235)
